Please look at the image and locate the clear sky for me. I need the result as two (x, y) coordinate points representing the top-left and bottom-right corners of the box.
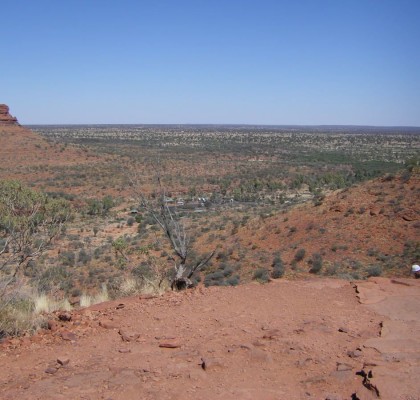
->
(1, 0), (419, 126)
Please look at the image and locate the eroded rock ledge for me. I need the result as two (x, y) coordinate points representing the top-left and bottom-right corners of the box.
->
(0, 104), (19, 125)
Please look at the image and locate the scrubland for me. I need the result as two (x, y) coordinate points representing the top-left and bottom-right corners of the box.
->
(1, 124), (419, 337)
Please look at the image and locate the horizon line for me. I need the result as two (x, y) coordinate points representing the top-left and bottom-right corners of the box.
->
(24, 123), (420, 129)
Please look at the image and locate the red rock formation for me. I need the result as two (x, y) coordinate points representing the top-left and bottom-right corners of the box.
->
(0, 104), (18, 125)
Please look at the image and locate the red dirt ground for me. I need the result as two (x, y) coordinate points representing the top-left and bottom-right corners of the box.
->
(1, 277), (419, 400)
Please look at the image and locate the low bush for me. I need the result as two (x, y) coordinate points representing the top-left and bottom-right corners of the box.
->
(366, 265), (382, 277)
(127, 217), (135, 226)
(271, 253), (285, 279)
(226, 275), (240, 286)
(60, 251), (76, 267)
(253, 268), (270, 283)
(309, 253), (323, 274)
(294, 248), (306, 262)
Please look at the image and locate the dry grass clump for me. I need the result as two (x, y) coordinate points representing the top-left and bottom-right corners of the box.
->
(80, 284), (109, 308)
(0, 301), (45, 337)
(0, 284), (73, 337)
(33, 294), (72, 314)
(117, 277), (140, 297)
(109, 276), (169, 299)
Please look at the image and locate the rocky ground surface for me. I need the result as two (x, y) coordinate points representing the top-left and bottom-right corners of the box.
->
(1, 277), (419, 400)
(355, 277), (420, 399)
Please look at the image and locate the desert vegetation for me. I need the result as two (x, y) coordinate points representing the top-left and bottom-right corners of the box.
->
(0, 124), (419, 337)
(0, 180), (70, 336)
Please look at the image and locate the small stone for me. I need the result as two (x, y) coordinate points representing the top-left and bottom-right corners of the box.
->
(401, 212), (415, 221)
(58, 312), (72, 322)
(200, 357), (223, 371)
(338, 327), (349, 333)
(155, 335), (176, 340)
(57, 358), (70, 366)
(99, 320), (119, 330)
(116, 303), (125, 309)
(45, 367), (58, 374)
(159, 342), (181, 349)
(118, 329), (140, 342)
(262, 329), (281, 339)
(347, 349), (362, 358)
(47, 320), (58, 331)
(61, 331), (77, 341)
(120, 333), (131, 342)
(118, 348), (131, 353)
(336, 362), (353, 371)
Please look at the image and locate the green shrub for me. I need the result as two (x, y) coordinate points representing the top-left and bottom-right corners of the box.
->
(78, 249), (91, 265)
(253, 268), (270, 283)
(325, 263), (339, 276)
(60, 251), (76, 267)
(366, 265), (382, 277)
(204, 271), (224, 287)
(226, 275), (240, 286)
(271, 253), (285, 279)
(132, 263), (154, 280)
(191, 274), (201, 286)
(309, 253), (323, 274)
(294, 248), (306, 262)
(127, 217), (135, 226)
(36, 265), (72, 293)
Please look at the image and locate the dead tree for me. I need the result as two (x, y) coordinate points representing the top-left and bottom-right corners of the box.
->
(129, 169), (215, 290)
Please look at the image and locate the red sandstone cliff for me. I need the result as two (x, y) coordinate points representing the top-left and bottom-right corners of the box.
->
(0, 104), (19, 125)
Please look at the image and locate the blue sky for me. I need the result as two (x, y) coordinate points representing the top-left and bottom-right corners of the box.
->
(1, 0), (419, 125)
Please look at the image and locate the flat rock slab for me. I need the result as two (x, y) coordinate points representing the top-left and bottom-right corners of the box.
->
(356, 278), (420, 400)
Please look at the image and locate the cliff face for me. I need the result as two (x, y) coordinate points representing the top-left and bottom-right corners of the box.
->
(0, 104), (18, 125)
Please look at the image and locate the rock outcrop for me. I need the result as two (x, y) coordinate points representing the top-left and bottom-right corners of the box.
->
(0, 104), (18, 125)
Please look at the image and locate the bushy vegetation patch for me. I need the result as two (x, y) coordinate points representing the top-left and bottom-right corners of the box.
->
(252, 268), (270, 283)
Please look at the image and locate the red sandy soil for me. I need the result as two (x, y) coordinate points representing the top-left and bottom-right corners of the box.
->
(1, 277), (419, 400)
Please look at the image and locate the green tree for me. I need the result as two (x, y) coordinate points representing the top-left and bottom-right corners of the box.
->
(0, 180), (70, 306)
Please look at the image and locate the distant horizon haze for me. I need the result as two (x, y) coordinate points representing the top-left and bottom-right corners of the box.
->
(26, 123), (420, 132)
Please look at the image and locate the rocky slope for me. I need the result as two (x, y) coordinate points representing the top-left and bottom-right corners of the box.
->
(0, 104), (102, 192)
(214, 172), (419, 280)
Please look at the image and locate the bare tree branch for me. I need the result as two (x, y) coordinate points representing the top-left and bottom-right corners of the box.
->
(126, 163), (216, 290)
